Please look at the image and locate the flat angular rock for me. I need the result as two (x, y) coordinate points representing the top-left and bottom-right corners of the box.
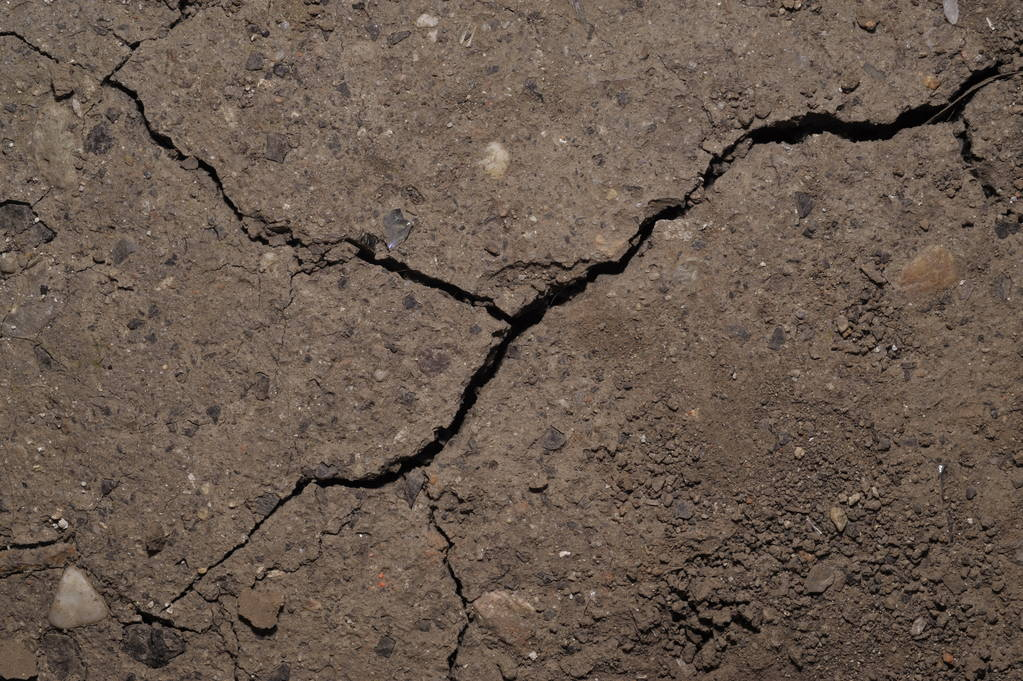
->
(473, 590), (536, 651)
(804, 564), (836, 595)
(122, 624), (186, 668)
(0, 639), (36, 680)
(48, 566), (108, 629)
(829, 506), (848, 533)
(899, 246), (958, 296)
(238, 588), (285, 630)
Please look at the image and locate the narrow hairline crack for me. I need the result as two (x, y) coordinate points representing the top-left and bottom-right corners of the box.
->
(428, 506), (471, 680)
(3, 0), (206, 82)
(125, 62), (1006, 640)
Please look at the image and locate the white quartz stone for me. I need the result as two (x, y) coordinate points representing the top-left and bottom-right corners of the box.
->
(48, 566), (108, 629)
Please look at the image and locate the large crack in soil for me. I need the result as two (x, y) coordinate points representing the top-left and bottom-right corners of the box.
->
(104, 77), (506, 322)
(27, 50), (1011, 671)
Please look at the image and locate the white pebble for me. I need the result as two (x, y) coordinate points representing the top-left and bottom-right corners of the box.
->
(416, 13), (440, 27)
(480, 141), (509, 179)
(48, 566), (109, 629)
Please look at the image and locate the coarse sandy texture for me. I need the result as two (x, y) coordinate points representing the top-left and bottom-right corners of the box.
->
(432, 125), (1023, 680)
(1, 0), (1022, 680)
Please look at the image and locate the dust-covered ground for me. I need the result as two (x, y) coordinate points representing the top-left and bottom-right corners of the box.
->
(2, 1), (1023, 679)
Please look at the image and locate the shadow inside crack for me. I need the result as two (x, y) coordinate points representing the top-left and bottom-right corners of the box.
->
(155, 60), (1010, 622)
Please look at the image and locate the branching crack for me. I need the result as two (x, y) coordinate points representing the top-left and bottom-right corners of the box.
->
(701, 63), (1005, 193)
(105, 76), (511, 318)
(101, 46), (141, 85)
(160, 475), (307, 610)
(126, 61), (1010, 642)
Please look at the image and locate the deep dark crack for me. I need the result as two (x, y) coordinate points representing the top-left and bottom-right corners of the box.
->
(0, 30), (61, 63)
(0, 536), (67, 551)
(105, 77), (511, 320)
(342, 241), (511, 322)
(700, 63), (1004, 191)
(105, 78), (252, 223)
(131, 605), (207, 634)
(131, 63), (1011, 658)
(295, 238), (509, 321)
(101, 45), (141, 85)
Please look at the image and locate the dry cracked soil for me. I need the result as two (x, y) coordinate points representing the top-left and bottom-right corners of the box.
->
(2, 1), (1023, 680)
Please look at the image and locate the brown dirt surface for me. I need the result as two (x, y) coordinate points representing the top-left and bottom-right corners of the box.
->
(1, 1), (1022, 680)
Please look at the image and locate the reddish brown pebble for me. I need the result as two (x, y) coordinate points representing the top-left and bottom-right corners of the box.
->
(857, 16), (879, 31)
(899, 246), (958, 296)
(237, 588), (284, 630)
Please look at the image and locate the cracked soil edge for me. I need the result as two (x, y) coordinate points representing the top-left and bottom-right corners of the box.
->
(5, 29), (1015, 670)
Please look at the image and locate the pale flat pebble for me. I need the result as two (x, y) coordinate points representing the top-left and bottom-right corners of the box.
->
(48, 566), (109, 629)
(416, 13), (440, 28)
(480, 141), (509, 179)
(943, 0), (959, 25)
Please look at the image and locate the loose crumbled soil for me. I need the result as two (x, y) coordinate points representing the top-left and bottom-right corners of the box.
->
(1, 1), (1022, 680)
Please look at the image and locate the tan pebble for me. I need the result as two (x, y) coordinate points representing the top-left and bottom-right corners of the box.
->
(0, 253), (17, 275)
(794, 446), (805, 459)
(829, 506), (849, 533)
(899, 245), (958, 295)
(238, 588), (284, 630)
(857, 15), (879, 31)
(0, 639), (36, 680)
(474, 590), (535, 651)
(923, 75), (940, 90)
